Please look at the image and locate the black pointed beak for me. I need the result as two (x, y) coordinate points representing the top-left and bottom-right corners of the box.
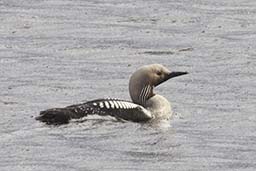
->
(155, 71), (188, 86)
(168, 71), (188, 79)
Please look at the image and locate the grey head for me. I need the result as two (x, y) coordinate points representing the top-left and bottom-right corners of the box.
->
(129, 64), (188, 106)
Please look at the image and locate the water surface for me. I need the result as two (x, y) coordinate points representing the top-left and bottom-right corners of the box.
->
(0, 0), (256, 170)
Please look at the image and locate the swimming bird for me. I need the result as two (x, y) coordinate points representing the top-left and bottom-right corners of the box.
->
(36, 64), (187, 125)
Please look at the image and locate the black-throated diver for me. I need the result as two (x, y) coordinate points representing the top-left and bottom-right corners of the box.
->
(36, 64), (188, 125)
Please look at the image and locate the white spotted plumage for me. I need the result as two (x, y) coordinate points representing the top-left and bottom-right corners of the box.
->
(109, 100), (115, 109)
(117, 101), (125, 109)
(125, 102), (131, 108)
(104, 101), (110, 109)
(113, 101), (119, 109)
(99, 102), (104, 108)
(121, 102), (128, 109)
(89, 99), (142, 111)
(124, 102), (131, 109)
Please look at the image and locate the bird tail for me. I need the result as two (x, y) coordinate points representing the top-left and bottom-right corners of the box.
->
(36, 104), (90, 125)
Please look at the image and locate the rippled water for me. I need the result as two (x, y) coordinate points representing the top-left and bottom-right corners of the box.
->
(1, 0), (256, 170)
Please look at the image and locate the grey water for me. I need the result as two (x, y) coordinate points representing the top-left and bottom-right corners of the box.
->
(0, 0), (256, 170)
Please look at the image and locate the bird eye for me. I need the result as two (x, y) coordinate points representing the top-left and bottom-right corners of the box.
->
(156, 71), (162, 76)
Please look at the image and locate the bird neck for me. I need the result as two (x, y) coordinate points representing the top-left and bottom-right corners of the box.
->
(144, 94), (171, 119)
(129, 82), (154, 106)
